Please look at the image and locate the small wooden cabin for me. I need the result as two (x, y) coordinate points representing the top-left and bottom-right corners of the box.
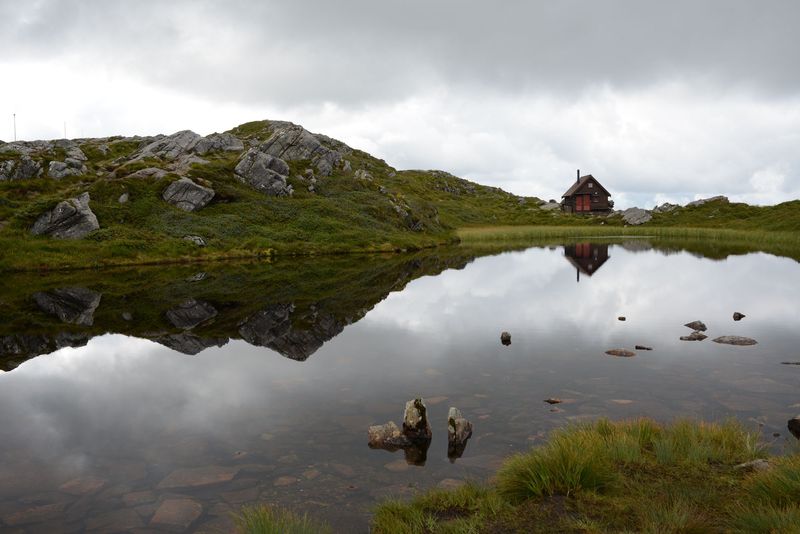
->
(561, 170), (613, 214)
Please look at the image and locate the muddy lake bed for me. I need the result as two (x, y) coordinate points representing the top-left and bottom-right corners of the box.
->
(0, 241), (798, 532)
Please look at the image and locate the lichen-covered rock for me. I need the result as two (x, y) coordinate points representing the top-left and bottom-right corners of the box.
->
(162, 177), (215, 211)
(712, 336), (757, 346)
(368, 421), (409, 449)
(540, 201), (561, 211)
(31, 192), (99, 239)
(33, 287), (102, 326)
(234, 148), (292, 196)
(447, 407), (473, 461)
(259, 122), (344, 176)
(403, 398), (432, 440)
(48, 157), (87, 179)
(684, 320), (707, 332)
(621, 207), (652, 225)
(194, 133), (244, 155)
(124, 167), (168, 180)
(687, 195), (728, 207)
(0, 156), (43, 180)
(652, 202), (679, 213)
(137, 130), (203, 160)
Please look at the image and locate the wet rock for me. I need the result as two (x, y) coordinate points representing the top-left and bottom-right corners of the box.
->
(31, 192), (99, 238)
(686, 195), (728, 207)
(635, 345), (653, 350)
(150, 498), (203, 530)
(618, 316), (626, 321)
(165, 299), (218, 330)
(2, 502), (66, 526)
(680, 331), (707, 341)
(58, 476), (105, 495)
(368, 421), (408, 449)
(788, 416), (800, 439)
(273, 476), (298, 487)
(403, 398), (432, 441)
(234, 148), (293, 196)
(369, 398), (433, 465)
(500, 331), (511, 346)
(86, 508), (144, 531)
(162, 177), (215, 211)
(544, 398), (562, 404)
(183, 235), (206, 247)
(734, 459), (771, 472)
(447, 407), (473, 461)
(33, 287), (102, 326)
(684, 320), (707, 331)
(157, 466), (239, 489)
(712, 336), (757, 346)
(605, 349), (635, 357)
(733, 312), (746, 321)
(621, 207), (652, 225)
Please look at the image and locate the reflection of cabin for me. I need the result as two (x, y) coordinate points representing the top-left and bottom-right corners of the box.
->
(564, 242), (609, 282)
(561, 170), (613, 214)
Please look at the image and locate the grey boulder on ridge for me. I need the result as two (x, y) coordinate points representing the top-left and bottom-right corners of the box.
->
(234, 149), (293, 196)
(162, 178), (215, 211)
(31, 192), (100, 239)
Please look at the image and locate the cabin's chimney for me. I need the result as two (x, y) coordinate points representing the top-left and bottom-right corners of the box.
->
(576, 169), (580, 183)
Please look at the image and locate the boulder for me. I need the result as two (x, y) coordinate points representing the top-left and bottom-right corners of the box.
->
(788, 416), (800, 440)
(500, 331), (511, 346)
(621, 207), (652, 225)
(734, 459), (771, 472)
(684, 320), (707, 332)
(136, 130), (203, 160)
(33, 287), (102, 326)
(183, 235), (206, 247)
(258, 122), (344, 176)
(367, 421), (408, 449)
(680, 331), (707, 341)
(733, 312), (746, 321)
(368, 398), (432, 466)
(606, 348), (636, 357)
(540, 201), (561, 211)
(234, 148), (293, 196)
(162, 177), (215, 211)
(165, 299), (218, 329)
(403, 398), (432, 441)
(31, 192), (99, 238)
(652, 202), (679, 213)
(118, 192), (129, 204)
(124, 167), (168, 180)
(687, 195), (728, 207)
(447, 407), (473, 461)
(48, 157), (87, 179)
(712, 336), (757, 346)
(635, 345), (653, 351)
(193, 133), (244, 155)
(0, 156), (43, 180)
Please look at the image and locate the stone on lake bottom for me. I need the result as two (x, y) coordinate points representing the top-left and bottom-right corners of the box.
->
(273, 476), (299, 487)
(605, 349), (635, 357)
(437, 478), (466, 490)
(58, 476), (106, 495)
(544, 398), (562, 404)
(157, 465), (239, 489)
(2, 503), (66, 526)
(680, 331), (707, 341)
(684, 320), (707, 332)
(712, 336), (757, 346)
(151, 498), (203, 530)
(86, 508), (144, 531)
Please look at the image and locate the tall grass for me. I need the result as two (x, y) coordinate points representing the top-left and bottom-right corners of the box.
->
(234, 505), (331, 534)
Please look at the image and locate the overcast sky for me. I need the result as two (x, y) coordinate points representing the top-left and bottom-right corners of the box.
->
(1, 0), (798, 208)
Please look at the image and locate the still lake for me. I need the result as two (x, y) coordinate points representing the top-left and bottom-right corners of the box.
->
(0, 241), (798, 532)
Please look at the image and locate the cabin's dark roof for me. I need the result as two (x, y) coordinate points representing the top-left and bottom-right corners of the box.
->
(561, 175), (611, 198)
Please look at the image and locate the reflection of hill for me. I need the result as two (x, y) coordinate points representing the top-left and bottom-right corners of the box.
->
(0, 252), (476, 370)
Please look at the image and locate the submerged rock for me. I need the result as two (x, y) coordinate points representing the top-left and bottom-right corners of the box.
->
(447, 407), (473, 461)
(712, 336), (757, 346)
(162, 177), (215, 211)
(733, 312), (746, 321)
(33, 287), (102, 326)
(500, 331), (511, 346)
(680, 331), (707, 341)
(31, 192), (99, 239)
(605, 348), (635, 357)
(684, 320), (707, 332)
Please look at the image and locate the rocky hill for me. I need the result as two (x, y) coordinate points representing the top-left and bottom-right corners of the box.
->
(0, 120), (546, 270)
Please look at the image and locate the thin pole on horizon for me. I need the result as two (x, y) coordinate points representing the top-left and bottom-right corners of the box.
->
(13, 113), (16, 142)
(64, 121), (67, 139)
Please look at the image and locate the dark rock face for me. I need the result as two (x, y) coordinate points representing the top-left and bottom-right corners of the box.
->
(162, 178), (215, 211)
(234, 149), (293, 196)
(33, 287), (102, 326)
(48, 158), (87, 179)
(0, 156), (43, 180)
(680, 331), (708, 341)
(165, 299), (218, 330)
(193, 133), (244, 155)
(733, 312), (746, 321)
(259, 123), (344, 176)
(0, 333), (89, 371)
(788, 416), (800, 440)
(500, 331), (511, 346)
(447, 407), (473, 462)
(684, 320), (707, 332)
(30, 192), (100, 239)
(154, 333), (228, 355)
(712, 336), (757, 346)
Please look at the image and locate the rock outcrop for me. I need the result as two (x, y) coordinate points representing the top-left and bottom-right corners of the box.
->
(33, 287), (102, 326)
(137, 130), (203, 161)
(621, 207), (652, 225)
(687, 195), (728, 207)
(684, 320), (707, 332)
(193, 133), (244, 155)
(258, 122), (346, 176)
(30, 192), (100, 239)
(652, 202), (679, 213)
(234, 149), (293, 196)
(165, 299), (218, 330)
(0, 156), (43, 180)
(162, 178), (215, 211)
(447, 407), (473, 461)
(48, 157), (87, 179)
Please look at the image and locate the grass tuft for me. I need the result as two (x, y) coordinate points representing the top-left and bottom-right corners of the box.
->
(234, 505), (331, 534)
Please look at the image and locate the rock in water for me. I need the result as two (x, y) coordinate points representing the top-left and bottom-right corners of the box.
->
(234, 148), (293, 196)
(31, 192), (99, 239)
(500, 331), (511, 346)
(618, 316), (626, 321)
(635, 345), (653, 350)
(33, 287), (102, 326)
(680, 331), (707, 341)
(684, 320), (707, 332)
(165, 299), (218, 330)
(367, 422), (408, 450)
(162, 177), (215, 211)
(447, 407), (473, 461)
(403, 398), (432, 441)
(733, 312), (746, 321)
(605, 348), (635, 357)
(621, 207), (652, 225)
(544, 398), (562, 404)
(789, 416), (800, 440)
(712, 336), (757, 346)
